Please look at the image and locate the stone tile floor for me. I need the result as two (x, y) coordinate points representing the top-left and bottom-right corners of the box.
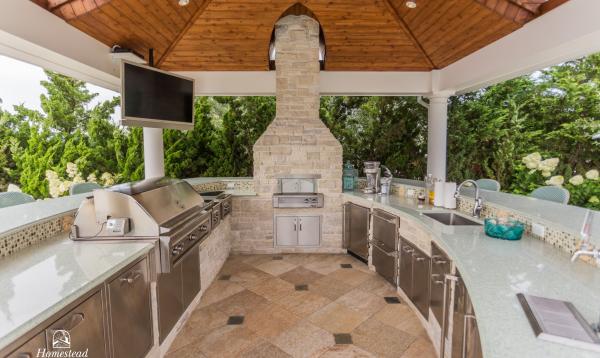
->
(166, 254), (436, 358)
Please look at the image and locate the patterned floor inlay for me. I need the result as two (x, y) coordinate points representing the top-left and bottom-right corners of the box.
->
(166, 254), (436, 358)
(384, 296), (402, 304)
(333, 333), (353, 345)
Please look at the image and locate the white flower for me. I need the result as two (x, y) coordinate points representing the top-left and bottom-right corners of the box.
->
(568, 175), (584, 186)
(589, 196), (599, 204)
(522, 152), (542, 169)
(545, 175), (564, 186)
(86, 173), (97, 183)
(538, 158), (559, 173)
(65, 162), (78, 178)
(72, 174), (85, 184)
(585, 169), (598, 180)
(45, 170), (58, 180)
(100, 172), (115, 186)
(541, 171), (552, 177)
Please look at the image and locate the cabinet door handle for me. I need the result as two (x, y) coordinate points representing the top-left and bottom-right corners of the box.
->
(65, 313), (85, 331)
(415, 256), (425, 262)
(120, 272), (142, 285)
(402, 246), (414, 253)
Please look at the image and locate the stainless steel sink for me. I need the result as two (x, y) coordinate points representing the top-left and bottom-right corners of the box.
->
(423, 212), (482, 226)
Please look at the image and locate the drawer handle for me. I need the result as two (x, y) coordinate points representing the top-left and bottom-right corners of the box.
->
(62, 312), (85, 331)
(120, 272), (142, 285)
(415, 257), (426, 262)
(433, 257), (448, 265)
(402, 246), (414, 253)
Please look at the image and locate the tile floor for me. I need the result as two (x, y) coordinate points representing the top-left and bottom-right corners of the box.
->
(166, 254), (436, 358)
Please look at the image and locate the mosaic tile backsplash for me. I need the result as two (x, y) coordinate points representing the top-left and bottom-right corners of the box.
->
(0, 214), (74, 258)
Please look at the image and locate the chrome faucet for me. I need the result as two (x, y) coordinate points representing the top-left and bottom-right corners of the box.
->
(571, 210), (600, 265)
(455, 180), (483, 218)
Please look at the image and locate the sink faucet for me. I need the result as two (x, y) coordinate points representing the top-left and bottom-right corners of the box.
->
(455, 180), (483, 218)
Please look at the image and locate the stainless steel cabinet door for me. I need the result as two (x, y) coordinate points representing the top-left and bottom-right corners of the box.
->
(430, 243), (451, 326)
(345, 203), (369, 260)
(6, 332), (45, 358)
(412, 249), (430, 319)
(276, 216), (297, 246)
(157, 261), (183, 343)
(297, 216), (320, 246)
(451, 273), (483, 358)
(399, 241), (414, 298)
(108, 258), (153, 358)
(45, 291), (107, 357)
(182, 245), (201, 308)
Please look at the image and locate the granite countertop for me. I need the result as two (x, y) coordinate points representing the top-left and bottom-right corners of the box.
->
(343, 191), (600, 358)
(0, 235), (154, 352)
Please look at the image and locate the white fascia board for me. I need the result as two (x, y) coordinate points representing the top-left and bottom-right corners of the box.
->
(439, 0), (600, 94)
(177, 70), (432, 96)
(0, 0), (120, 91)
(175, 71), (277, 96)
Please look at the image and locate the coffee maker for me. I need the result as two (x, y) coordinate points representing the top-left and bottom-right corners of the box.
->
(363, 161), (380, 194)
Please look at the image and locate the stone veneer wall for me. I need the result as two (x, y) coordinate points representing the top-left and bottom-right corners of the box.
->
(230, 15), (344, 254)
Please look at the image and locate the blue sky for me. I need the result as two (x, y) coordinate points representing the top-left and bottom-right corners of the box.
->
(0, 55), (119, 119)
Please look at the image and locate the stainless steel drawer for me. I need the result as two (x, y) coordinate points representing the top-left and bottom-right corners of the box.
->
(372, 209), (399, 251)
(108, 258), (153, 358)
(372, 242), (398, 286)
(44, 290), (107, 357)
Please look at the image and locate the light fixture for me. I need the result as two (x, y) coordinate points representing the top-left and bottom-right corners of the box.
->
(178, 0), (189, 6)
(405, 1), (417, 8)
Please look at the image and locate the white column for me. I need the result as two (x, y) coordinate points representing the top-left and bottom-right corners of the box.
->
(143, 127), (165, 179)
(426, 95), (450, 182)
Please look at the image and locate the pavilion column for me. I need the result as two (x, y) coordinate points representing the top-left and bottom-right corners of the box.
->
(426, 95), (450, 182)
(143, 127), (165, 179)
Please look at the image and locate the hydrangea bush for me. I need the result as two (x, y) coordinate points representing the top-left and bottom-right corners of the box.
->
(45, 162), (115, 198)
(514, 153), (599, 209)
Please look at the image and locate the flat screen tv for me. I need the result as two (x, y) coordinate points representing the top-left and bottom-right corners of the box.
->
(121, 61), (194, 130)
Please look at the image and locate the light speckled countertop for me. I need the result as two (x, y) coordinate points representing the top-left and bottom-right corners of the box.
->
(0, 235), (153, 352)
(343, 191), (600, 358)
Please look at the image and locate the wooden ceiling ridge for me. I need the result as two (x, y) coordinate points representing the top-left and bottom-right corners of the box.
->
(381, 0), (436, 69)
(49, 0), (112, 19)
(156, 0), (213, 67)
(473, 0), (535, 24)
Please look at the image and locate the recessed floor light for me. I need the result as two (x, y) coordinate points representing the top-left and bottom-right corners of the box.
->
(227, 316), (244, 325)
(334, 333), (353, 345)
(340, 263), (352, 269)
(178, 0), (189, 6)
(384, 296), (401, 304)
(405, 1), (417, 8)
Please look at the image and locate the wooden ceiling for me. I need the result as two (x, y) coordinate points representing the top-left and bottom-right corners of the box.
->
(32, 0), (568, 71)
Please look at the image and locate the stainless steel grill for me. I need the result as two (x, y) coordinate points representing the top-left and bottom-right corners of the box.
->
(72, 177), (210, 273)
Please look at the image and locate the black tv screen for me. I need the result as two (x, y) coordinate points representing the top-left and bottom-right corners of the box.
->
(121, 61), (194, 130)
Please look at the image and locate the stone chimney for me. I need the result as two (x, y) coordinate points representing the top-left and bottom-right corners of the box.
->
(229, 15), (343, 254)
(254, 15), (343, 194)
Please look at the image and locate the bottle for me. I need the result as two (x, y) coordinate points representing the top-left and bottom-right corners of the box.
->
(425, 174), (434, 204)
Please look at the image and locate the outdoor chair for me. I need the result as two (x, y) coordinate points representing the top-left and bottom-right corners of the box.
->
(529, 186), (570, 204)
(0, 192), (35, 209)
(475, 179), (501, 191)
(69, 182), (102, 195)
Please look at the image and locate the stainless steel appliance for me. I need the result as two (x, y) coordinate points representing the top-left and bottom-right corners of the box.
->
(363, 161), (380, 194)
(72, 177), (211, 273)
(71, 178), (210, 342)
(273, 193), (324, 208)
(450, 271), (483, 358)
(343, 202), (370, 261)
(371, 209), (399, 285)
(199, 191), (233, 227)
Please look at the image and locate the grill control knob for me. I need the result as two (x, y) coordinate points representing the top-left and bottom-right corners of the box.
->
(188, 234), (197, 241)
(304, 198), (310, 203)
(200, 224), (208, 231)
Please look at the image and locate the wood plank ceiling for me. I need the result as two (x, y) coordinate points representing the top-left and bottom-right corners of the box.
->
(32, 0), (568, 71)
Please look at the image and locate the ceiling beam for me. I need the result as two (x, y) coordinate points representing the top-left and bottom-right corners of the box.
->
(156, 0), (213, 67)
(474, 0), (535, 24)
(380, 0), (436, 69)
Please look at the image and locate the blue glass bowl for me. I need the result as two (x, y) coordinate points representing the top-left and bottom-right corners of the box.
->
(484, 218), (524, 241)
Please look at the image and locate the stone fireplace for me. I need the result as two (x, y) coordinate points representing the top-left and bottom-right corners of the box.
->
(229, 15), (344, 253)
